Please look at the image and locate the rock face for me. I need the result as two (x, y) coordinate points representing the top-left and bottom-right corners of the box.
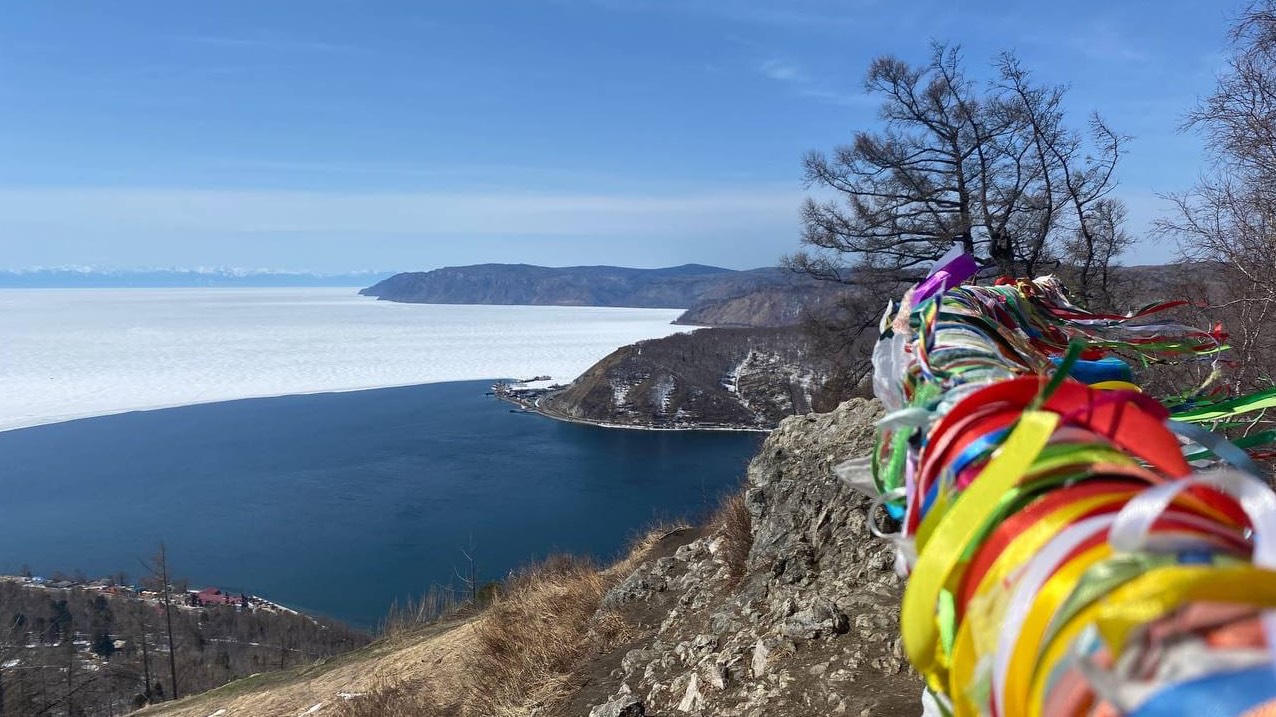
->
(574, 399), (923, 716)
(541, 327), (837, 429)
(588, 694), (646, 717)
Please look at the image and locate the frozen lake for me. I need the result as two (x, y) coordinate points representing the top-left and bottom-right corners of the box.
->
(0, 288), (690, 431)
(0, 288), (757, 628)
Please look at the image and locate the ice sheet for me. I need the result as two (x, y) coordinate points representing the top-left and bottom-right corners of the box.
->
(0, 288), (690, 431)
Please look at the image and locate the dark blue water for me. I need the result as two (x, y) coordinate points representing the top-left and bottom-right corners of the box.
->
(0, 381), (761, 629)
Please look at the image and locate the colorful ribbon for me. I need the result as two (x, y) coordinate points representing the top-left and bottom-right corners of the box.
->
(861, 260), (1276, 716)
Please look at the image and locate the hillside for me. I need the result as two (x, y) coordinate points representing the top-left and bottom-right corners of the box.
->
(672, 282), (846, 327)
(360, 261), (1209, 333)
(360, 263), (732, 307)
(363, 263), (856, 429)
(538, 326), (837, 429)
(359, 264), (843, 327)
(0, 577), (369, 715)
(134, 399), (919, 717)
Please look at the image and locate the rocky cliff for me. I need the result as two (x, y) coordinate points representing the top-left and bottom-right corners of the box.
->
(576, 398), (920, 716)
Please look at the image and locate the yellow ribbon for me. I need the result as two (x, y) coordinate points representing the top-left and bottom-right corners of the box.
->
(915, 442), (1128, 553)
(948, 490), (1136, 717)
(1090, 380), (1143, 392)
(902, 410), (1060, 691)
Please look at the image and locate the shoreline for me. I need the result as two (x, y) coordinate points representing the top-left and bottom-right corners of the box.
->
(0, 573), (310, 622)
(0, 378), (509, 434)
(493, 385), (774, 434)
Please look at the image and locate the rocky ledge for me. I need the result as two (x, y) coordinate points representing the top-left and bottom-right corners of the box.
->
(570, 398), (922, 716)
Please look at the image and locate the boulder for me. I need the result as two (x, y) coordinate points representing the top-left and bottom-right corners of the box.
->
(588, 695), (645, 717)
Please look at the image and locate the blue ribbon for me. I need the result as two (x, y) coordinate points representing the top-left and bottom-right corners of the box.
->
(1129, 664), (1276, 717)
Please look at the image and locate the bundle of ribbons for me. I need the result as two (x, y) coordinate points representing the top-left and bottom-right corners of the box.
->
(854, 249), (1276, 717)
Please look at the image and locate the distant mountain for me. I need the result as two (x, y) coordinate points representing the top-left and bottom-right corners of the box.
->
(0, 268), (391, 288)
(360, 263), (847, 326)
(361, 263), (735, 308)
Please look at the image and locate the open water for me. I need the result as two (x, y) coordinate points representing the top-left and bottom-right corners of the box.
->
(0, 381), (762, 628)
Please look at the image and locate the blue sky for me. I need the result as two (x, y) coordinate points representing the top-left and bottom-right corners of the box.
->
(0, 1), (1239, 272)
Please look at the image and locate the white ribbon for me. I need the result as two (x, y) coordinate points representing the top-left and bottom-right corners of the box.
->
(1106, 469), (1276, 684)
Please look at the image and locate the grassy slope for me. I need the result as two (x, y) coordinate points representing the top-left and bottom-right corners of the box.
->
(132, 526), (684, 717)
(132, 616), (475, 717)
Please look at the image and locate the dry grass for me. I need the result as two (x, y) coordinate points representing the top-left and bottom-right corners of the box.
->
(612, 518), (694, 575)
(379, 585), (467, 636)
(464, 554), (634, 717)
(347, 523), (698, 717)
(139, 525), (686, 717)
(330, 679), (455, 717)
(713, 487), (753, 583)
(135, 615), (475, 717)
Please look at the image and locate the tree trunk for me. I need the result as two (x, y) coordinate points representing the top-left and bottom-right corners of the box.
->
(140, 631), (151, 703)
(158, 546), (179, 701)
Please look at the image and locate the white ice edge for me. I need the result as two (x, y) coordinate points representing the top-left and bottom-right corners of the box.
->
(0, 379), (522, 433)
(0, 288), (696, 433)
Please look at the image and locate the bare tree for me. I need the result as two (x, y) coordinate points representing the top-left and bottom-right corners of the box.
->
(785, 43), (1131, 402)
(135, 605), (153, 706)
(1186, 2), (1276, 181)
(0, 616), (22, 715)
(1057, 198), (1136, 308)
(453, 536), (478, 605)
(788, 43), (1129, 302)
(797, 278), (898, 407)
(1156, 1), (1276, 390)
(141, 544), (180, 702)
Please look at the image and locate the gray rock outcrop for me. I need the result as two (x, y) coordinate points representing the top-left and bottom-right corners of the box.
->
(581, 398), (923, 716)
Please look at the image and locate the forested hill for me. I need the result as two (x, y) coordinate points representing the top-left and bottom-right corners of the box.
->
(0, 576), (369, 715)
(359, 263), (841, 318)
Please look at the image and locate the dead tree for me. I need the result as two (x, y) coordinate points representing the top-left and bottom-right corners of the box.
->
(1156, 1), (1276, 390)
(788, 43), (1128, 297)
(141, 544), (180, 701)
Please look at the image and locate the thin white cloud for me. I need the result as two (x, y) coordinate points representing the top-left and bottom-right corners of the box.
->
(756, 58), (874, 107)
(0, 186), (804, 239)
(1065, 21), (1152, 64)
(195, 157), (663, 190)
(758, 59), (808, 83)
(797, 86), (875, 108)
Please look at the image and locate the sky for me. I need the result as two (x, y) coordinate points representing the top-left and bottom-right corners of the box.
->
(0, 1), (1242, 273)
